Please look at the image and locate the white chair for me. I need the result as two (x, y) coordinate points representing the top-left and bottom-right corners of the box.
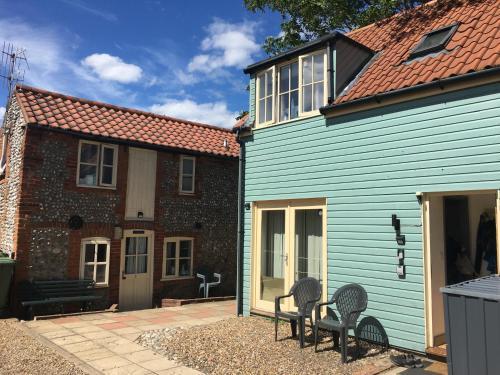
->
(196, 273), (207, 297)
(205, 273), (221, 298)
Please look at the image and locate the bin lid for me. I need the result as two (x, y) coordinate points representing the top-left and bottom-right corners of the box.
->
(440, 275), (500, 301)
(0, 252), (14, 263)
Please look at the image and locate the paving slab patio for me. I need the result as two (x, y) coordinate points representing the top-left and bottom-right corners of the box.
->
(25, 300), (235, 374)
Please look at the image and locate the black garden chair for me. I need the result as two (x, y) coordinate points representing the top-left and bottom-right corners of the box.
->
(355, 316), (389, 353)
(314, 283), (368, 363)
(275, 277), (322, 348)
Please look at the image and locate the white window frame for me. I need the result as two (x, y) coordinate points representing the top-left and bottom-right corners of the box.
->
(255, 66), (275, 127)
(77, 140), (99, 187)
(162, 237), (194, 279)
(179, 155), (196, 194)
(254, 50), (328, 128)
(77, 140), (118, 188)
(277, 60), (299, 123)
(99, 144), (118, 187)
(298, 50), (328, 116)
(79, 237), (111, 286)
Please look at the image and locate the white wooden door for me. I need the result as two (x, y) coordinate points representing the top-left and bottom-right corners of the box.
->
(119, 230), (154, 311)
(126, 148), (157, 220)
(254, 205), (290, 312)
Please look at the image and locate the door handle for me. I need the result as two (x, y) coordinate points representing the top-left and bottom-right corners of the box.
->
(122, 271), (126, 280)
(284, 254), (288, 266)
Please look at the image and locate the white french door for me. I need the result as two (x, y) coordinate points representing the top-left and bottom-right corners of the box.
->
(254, 205), (289, 312)
(252, 199), (327, 312)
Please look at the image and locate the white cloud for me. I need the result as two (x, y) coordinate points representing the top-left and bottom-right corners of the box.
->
(188, 19), (260, 74)
(174, 70), (199, 85)
(150, 99), (238, 129)
(82, 54), (143, 83)
(0, 107), (5, 125)
(0, 17), (244, 128)
(0, 17), (133, 102)
(0, 19), (64, 82)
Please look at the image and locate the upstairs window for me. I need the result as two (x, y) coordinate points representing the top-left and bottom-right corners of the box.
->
(300, 51), (326, 113)
(255, 50), (327, 127)
(179, 155), (196, 194)
(256, 67), (275, 126)
(409, 24), (458, 59)
(279, 62), (299, 122)
(100, 145), (117, 186)
(78, 141), (118, 188)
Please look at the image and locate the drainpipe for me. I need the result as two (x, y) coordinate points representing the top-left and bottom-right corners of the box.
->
(235, 130), (244, 316)
(326, 41), (332, 104)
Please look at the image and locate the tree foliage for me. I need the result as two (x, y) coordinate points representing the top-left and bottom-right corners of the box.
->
(244, 0), (428, 55)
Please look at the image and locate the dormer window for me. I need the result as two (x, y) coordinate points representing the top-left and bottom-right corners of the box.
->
(300, 51), (326, 114)
(256, 68), (275, 125)
(247, 32), (374, 129)
(409, 24), (458, 59)
(255, 51), (327, 127)
(278, 62), (299, 122)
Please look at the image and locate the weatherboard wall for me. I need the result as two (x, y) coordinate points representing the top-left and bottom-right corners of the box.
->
(241, 82), (500, 352)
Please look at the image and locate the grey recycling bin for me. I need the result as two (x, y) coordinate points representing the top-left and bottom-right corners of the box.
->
(441, 275), (500, 375)
(0, 253), (15, 313)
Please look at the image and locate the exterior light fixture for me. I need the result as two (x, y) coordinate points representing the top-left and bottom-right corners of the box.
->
(416, 192), (423, 205)
(137, 211), (144, 219)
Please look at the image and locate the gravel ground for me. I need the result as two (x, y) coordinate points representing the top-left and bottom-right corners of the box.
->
(137, 316), (399, 375)
(0, 319), (88, 375)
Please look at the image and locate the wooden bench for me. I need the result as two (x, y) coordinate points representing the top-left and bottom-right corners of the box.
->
(20, 279), (102, 320)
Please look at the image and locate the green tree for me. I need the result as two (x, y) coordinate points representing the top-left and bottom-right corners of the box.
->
(244, 0), (428, 55)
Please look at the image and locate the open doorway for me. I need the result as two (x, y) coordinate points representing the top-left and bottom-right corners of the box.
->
(424, 191), (498, 350)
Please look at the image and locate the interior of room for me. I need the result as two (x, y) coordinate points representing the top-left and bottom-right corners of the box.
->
(425, 191), (498, 350)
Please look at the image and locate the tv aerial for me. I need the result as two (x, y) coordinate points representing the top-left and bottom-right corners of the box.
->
(0, 42), (29, 126)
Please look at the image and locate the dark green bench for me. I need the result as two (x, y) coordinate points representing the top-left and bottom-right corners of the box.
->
(20, 279), (102, 320)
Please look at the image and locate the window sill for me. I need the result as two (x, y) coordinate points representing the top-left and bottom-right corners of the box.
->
(255, 119), (275, 128)
(161, 276), (195, 281)
(124, 217), (155, 222)
(255, 110), (323, 130)
(179, 191), (195, 196)
(94, 284), (109, 288)
(77, 184), (117, 190)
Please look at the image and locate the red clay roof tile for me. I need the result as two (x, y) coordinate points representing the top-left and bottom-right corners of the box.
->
(15, 85), (239, 158)
(337, 0), (500, 104)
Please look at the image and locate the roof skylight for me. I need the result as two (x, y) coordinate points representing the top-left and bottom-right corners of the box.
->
(409, 24), (458, 59)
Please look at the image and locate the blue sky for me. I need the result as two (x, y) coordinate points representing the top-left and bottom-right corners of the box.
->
(0, 0), (281, 127)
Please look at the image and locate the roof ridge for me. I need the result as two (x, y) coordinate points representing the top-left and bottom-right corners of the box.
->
(347, 0), (439, 37)
(15, 84), (233, 133)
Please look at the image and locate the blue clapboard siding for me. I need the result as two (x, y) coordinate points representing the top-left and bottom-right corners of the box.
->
(242, 82), (500, 352)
